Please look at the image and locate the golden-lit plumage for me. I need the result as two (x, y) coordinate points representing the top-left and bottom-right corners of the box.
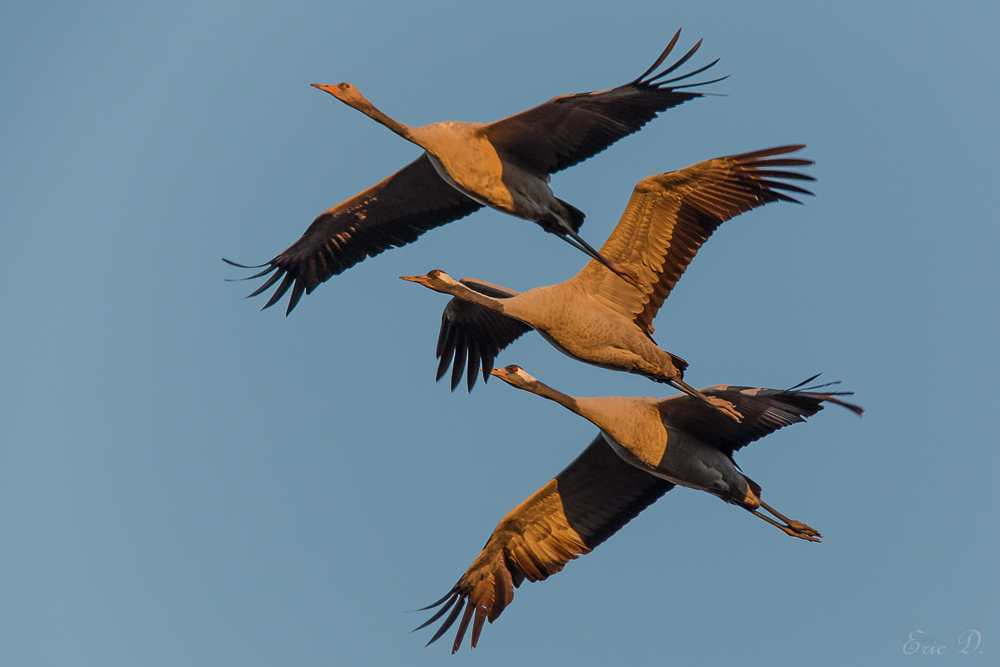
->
(417, 433), (672, 652)
(403, 146), (814, 419)
(418, 370), (863, 652)
(226, 30), (723, 313)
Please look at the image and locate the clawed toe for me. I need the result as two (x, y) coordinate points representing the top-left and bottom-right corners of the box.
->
(785, 528), (822, 542)
(751, 505), (822, 542)
(708, 397), (743, 422)
(788, 520), (821, 537)
(611, 262), (644, 289)
(782, 520), (822, 542)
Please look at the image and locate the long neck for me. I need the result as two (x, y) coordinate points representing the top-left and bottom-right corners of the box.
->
(521, 382), (620, 435)
(522, 379), (582, 415)
(447, 282), (509, 314)
(356, 100), (416, 143)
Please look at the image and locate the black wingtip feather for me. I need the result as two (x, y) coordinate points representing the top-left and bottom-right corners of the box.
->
(754, 158), (815, 169)
(452, 601), (476, 653)
(741, 145), (806, 159)
(436, 322), (458, 382)
(471, 605), (488, 649)
(644, 38), (703, 83)
(781, 376), (865, 417)
(755, 169), (816, 182)
(450, 337), (468, 391)
(285, 280), (305, 315)
(246, 268), (283, 297)
(756, 179), (814, 197)
(427, 597), (467, 647)
(415, 590), (458, 614)
(222, 257), (269, 270)
(631, 31), (723, 95)
(786, 374), (823, 391)
(466, 346), (481, 392)
(669, 74), (729, 91)
(656, 58), (721, 86)
(480, 352), (495, 385)
(435, 353), (451, 383)
(633, 29), (683, 82)
(830, 398), (865, 416)
(413, 595), (459, 635)
(261, 273), (294, 309)
(769, 192), (804, 205)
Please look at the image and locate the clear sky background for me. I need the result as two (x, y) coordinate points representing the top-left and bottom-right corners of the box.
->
(3, 1), (998, 665)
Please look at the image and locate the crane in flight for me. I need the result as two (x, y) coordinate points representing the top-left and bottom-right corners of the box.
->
(226, 30), (722, 314)
(402, 146), (814, 419)
(417, 368), (862, 652)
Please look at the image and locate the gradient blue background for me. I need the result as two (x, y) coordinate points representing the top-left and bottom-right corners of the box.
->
(3, 1), (998, 664)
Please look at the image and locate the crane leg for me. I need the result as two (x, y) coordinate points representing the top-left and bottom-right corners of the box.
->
(670, 378), (743, 422)
(749, 501), (822, 542)
(554, 225), (644, 289)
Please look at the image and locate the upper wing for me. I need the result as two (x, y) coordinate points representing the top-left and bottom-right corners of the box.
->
(480, 30), (723, 175)
(658, 380), (864, 458)
(435, 279), (533, 392)
(575, 146), (815, 335)
(226, 154), (483, 315)
(416, 433), (674, 653)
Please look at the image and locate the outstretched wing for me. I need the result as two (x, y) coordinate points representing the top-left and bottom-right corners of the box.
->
(481, 29), (723, 175)
(576, 146), (815, 335)
(658, 380), (864, 458)
(226, 154), (483, 315)
(416, 434), (674, 653)
(434, 279), (533, 392)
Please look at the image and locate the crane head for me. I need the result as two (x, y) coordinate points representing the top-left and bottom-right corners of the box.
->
(311, 82), (369, 109)
(399, 270), (458, 292)
(490, 365), (538, 387)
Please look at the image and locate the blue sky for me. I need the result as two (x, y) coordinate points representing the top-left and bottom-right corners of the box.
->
(2, 1), (998, 665)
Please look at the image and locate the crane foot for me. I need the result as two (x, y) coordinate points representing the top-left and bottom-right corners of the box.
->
(780, 519), (822, 542)
(752, 501), (822, 542)
(706, 396), (743, 422)
(608, 261), (645, 289)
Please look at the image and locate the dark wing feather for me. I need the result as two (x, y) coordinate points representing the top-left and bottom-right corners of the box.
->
(658, 383), (864, 458)
(576, 146), (815, 335)
(226, 154), (483, 315)
(481, 30), (724, 175)
(417, 434), (674, 653)
(435, 280), (533, 391)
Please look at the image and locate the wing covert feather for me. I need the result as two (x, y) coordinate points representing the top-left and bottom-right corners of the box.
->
(575, 146), (815, 334)
(228, 154), (483, 314)
(658, 383), (863, 458)
(482, 30), (722, 175)
(418, 434), (674, 652)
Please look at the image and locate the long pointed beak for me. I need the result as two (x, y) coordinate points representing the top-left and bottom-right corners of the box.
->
(311, 83), (337, 95)
(399, 275), (425, 284)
